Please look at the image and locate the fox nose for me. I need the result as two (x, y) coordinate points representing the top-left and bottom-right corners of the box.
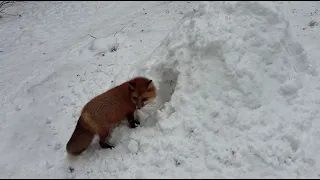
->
(136, 102), (142, 110)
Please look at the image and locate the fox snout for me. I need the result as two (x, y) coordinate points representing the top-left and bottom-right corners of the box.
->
(136, 102), (142, 110)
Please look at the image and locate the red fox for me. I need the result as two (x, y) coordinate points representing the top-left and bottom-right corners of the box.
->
(66, 77), (157, 155)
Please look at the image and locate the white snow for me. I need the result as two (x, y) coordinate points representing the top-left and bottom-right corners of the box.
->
(1, 1), (320, 178)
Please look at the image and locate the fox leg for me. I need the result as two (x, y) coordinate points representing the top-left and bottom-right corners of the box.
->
(99, 131), (114, 149)
(127, 112), (140, 128)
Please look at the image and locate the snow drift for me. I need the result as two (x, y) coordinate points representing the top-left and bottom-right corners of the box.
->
(129, 1), (319, 178)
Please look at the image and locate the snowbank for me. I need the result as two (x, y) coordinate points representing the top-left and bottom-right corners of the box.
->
(129, 1), (319, 178)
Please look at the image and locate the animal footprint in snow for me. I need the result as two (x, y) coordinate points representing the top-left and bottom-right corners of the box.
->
(15, 105), (22, 111)
(54, 143), (62, 150)
(46, 117), (52, 124)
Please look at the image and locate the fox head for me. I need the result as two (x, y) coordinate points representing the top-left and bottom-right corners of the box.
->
(128, 77), (157, 110)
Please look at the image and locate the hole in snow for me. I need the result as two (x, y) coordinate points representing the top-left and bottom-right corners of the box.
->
(109, 45), (118, 52)
(139, 63), (179, 127)
(157, 66), (179, 108)
(174, 159), (181, 166)
(68, 166), (74, 173)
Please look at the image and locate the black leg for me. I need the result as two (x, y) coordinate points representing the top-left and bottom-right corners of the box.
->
(99, 133), (114, 149)
(99, 141), (114, 149)
(127, 112), (140, 128)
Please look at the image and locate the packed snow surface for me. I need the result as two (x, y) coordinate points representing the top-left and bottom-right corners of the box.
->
(1, 1), (320, 178)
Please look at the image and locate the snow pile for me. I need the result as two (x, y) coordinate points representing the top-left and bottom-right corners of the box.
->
(129, 1), (319, 178)
(86, 35), (127, 56)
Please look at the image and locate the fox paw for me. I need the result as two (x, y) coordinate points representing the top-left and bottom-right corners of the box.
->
(129, 120), (140, 128)
(99, 142), (114, 149)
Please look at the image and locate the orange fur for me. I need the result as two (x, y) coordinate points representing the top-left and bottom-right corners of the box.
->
(66, 77), (157, 155)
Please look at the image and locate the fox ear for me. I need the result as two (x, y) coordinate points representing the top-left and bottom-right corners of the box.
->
(146, 80), (152, 87)
(128, 82), (136, 91)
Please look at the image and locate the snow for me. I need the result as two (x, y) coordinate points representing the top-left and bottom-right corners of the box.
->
(1, 1), (320, 179)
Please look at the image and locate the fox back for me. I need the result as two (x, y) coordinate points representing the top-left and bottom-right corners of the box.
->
(83, 77), (156, 126)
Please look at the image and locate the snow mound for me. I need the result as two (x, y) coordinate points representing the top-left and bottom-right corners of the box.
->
(87, 35), (128, 56)
(130, 1), (318, 178)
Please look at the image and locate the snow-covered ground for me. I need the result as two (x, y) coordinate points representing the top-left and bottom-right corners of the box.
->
(1, 1), (320, 178)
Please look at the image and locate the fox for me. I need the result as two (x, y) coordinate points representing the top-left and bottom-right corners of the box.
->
(66, 76), (157, 155)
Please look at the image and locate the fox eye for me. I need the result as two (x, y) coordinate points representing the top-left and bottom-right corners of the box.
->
(142, 98), (148, 102)
(132, 97), (138, 101)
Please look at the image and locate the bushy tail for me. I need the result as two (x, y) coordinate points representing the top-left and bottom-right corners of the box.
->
(66, 116), (95, 155)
